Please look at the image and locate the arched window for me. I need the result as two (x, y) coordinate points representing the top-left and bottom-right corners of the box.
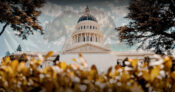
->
(81, 26), (82, 30)
(90, 26), (92, 29)
(96, 37), (98, 42)
(90, 36), (92, 41)
(83, 36), (85, 42)
(93, 26), (95, 29)
(84, 26), (85, 29)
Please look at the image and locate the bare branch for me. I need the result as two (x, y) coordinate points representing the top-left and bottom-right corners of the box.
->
(0, 23), (9, 36)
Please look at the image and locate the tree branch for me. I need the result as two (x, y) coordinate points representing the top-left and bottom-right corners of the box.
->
(171, 0), (175, 7)
(159, 31), (175, 40)
(0, 23), (9, 36)
(135, 34), (155, 38)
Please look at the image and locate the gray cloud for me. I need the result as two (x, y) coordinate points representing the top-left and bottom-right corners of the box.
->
(47, 0), (130, 6)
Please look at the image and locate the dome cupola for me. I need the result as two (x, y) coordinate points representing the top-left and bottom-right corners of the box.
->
(77, 6), (97, 23)
(72, 6), (103, 45)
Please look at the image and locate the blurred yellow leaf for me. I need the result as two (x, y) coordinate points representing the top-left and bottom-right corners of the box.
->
(44, 51), (54, 60)
(5, 57), (10, 62)
(88, 69), (97, 80)
(164, 56), (171, 62)
(97, 75), (105, 82)
(44, 66), (53, 75)
(115, 65), (121, 70)
(32, 57), (36, 63)
(107, 67), (113, 78)
(2, 57), (10, 65)
(88, 65), (98, 80)
(72, 58), (77, 62)
(164, 56), (172, 69)
(121, 72), (130, 82)
(53, 71), (57, 80)
(10, 60), (19, 72)
(4, 66), (13, 78)
(36, 60), (42, 65)
(128, 59), (138, 68)
(143, 62), (148, 68)
(170, 72), (175, 80)
(142, 70), (150, 81)
(69, 71), (74, 77)
(165, 60), (172, 69)
(113, 70), (120, 77)
(131, 83), (144, 92)
(58, 62), (67, 69)
(150, 66), (160, 81)
(18, 62), (28, 73)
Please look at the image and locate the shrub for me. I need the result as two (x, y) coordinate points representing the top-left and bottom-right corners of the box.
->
(0, 51), (175, 92)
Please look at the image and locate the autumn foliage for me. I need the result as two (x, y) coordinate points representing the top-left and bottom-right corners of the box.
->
(0, 51), (175, 92)
(117, 0), (175, 54)
(0, 0), (45, 39)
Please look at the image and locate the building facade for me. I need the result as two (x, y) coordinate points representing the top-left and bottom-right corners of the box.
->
(10, 7), (158, 71)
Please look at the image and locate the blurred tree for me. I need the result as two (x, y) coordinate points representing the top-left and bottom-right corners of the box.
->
(16, 44), (22, 51)
(5, 51), (10, 56)
(18, 53), (28, 62)
(117, 0), (175, 54)
(0, 0), (45, 39)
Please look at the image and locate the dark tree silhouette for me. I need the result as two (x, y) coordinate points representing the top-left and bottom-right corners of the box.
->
(117, 0), (175, 54)
(5, 51), (10, 56)
(0, 0), (45, 39)
(16, 44), (22, 51)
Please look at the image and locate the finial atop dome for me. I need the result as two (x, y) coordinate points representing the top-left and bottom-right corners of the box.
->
(85, 6), (90, 13)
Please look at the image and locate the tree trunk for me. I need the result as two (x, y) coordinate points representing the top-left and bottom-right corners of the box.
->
(0, 23), (9, 36)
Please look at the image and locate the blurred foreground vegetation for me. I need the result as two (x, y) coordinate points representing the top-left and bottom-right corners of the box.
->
(0, 51), (175, 92)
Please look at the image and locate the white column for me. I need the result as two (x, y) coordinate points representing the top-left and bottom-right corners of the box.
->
(80, 33), (82, 42)
(93, 34), (95, 42)
(76, 35), (78, 43)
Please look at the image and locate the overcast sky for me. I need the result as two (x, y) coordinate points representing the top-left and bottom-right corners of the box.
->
(0, 0), (137, 56)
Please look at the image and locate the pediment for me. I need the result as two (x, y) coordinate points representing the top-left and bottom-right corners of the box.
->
(64, 43), (111, 53)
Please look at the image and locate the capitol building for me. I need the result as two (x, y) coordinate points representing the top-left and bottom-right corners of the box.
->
(63, 6), (110, 53)
(14, 7), (158, 71)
